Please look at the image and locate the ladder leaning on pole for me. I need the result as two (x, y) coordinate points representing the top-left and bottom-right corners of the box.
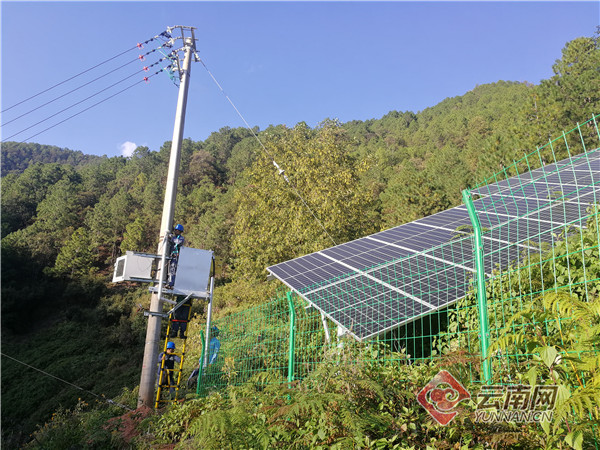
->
(155, 296), (193, 407)
(111, 246), (215, 408)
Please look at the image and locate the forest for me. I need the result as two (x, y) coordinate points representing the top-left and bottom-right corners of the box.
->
(1, 33), (599, 448)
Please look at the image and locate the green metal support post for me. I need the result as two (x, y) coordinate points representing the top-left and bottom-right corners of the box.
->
(196, 330), (205, 395)
(462, 189), (493, 384)
(287, 291), (296, 383)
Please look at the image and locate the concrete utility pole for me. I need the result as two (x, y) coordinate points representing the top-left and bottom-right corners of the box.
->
(138, 27), (197, 407)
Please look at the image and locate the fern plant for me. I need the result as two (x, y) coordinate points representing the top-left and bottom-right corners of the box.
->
(488, 291), (600, 450)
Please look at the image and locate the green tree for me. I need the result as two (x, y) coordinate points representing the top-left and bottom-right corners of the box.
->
(518, 33), (600, 155)
(1, 142), (101, 176)
(120, 217), (148, 253)
(86, 188), (135, 263)
(380, 162), (452, 228)
(35, 178), (83, 235)
(1, 163), (80, 237)
(202, 127), (255, 185)
(231, 121), (380, 280)
(184, 187), (237, 279)
(225, 136), (260, 183)
(79, 156), (126, 205)
(51, 227), (96, 277)
(182, 150), (220, 188)
(543, 34), (600, 126)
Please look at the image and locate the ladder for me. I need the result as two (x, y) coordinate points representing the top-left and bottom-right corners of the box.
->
(154, 298), (193, 408)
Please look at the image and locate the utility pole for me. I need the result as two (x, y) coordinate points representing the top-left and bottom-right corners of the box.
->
(138, 26), (198, 407)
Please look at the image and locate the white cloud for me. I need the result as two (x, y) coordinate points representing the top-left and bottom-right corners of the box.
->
(119, 141), (137, 157)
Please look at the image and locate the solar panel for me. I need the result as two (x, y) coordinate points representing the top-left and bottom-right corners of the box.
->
(267, 149), (600, 341)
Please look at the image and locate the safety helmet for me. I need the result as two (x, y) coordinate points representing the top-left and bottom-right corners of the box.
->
(166, 341), (176, 350)
(174, 224), (184, 232)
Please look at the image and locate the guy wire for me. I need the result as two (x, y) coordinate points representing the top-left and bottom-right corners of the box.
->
(1, 352), (133, 411)
(198, 58), (338, 247)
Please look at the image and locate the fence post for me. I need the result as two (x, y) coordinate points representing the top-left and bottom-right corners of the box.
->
(462, 189), (493, 384)
(287, 291), (296, 383)
(196, 330), (205, 395)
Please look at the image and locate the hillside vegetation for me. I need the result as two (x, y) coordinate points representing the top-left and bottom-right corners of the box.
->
(1, 142), (103, 177)
(1, 33), (599, 448)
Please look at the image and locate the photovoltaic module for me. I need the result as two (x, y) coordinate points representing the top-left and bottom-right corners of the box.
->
(267, 149), (599, 341)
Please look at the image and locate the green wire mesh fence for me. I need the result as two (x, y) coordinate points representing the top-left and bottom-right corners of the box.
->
(197, 114), (599, 397)
(464, 114), (600, 383)
(196, 294), (292, 393)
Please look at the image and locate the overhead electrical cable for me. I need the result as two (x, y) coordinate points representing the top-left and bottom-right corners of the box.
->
(1, 31), (169, 113)
(3, 47), (169, 127)
(0, 352), (133, 411)
(5, 67), (169, 146)
(3, 59), (168, 142)
(197, 57), (338, 247)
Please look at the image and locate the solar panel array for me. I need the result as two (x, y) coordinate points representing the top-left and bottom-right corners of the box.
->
(267, 148), (600, 342)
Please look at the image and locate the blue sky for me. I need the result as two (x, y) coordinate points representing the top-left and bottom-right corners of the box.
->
(1, 1), (598, 157)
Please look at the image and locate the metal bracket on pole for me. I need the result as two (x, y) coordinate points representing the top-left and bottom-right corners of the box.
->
(144, 311), (169, 319)
(165, 25), (198, 79)
(165, 293), (194, 316)
(462, 189), (493, 384)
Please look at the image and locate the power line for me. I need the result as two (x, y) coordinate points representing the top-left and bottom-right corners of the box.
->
(3, 47), (169, 127)
(1, 352), (133, 411)
(4, 67), (169, 147)
(1, 31), (169, 113)
(3, 59), (168, 142)
(198, 57), (338, 247)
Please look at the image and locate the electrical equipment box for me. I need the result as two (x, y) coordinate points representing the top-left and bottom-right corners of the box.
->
(112, 251), (156, 283)
(172, 247), (213, 297)
(113, 247), (214, 299)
